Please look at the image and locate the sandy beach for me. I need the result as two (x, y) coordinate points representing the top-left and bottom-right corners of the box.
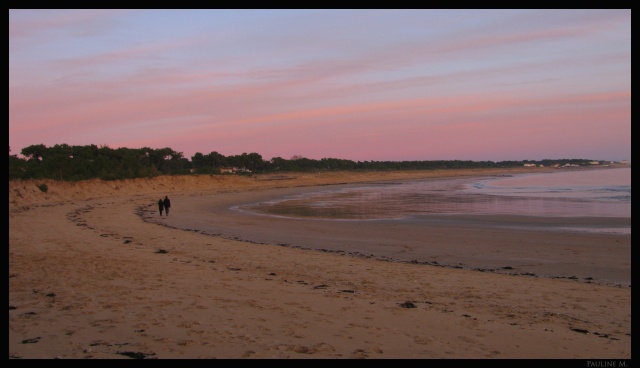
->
(9, 167), (631, 359)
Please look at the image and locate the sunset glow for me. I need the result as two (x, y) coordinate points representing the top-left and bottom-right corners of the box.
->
(9, 9), (631, 162)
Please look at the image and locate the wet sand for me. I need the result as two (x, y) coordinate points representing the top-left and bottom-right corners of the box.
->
(156, 178), (630, 286)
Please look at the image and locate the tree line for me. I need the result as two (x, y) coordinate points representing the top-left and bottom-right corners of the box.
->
(8, 143), (604, 182)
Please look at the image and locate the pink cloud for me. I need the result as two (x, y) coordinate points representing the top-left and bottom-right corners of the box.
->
(10, 78), (629, 160)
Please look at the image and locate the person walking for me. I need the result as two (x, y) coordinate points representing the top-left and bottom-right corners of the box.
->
(163, 196), (171, 216)
(158, 198), (164, 216)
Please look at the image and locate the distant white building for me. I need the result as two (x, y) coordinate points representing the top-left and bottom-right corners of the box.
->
(219, 167), (252, 174)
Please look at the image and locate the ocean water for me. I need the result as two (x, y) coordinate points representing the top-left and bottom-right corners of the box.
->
(237, 167), (630, 230)
(463, 167), (631, 217)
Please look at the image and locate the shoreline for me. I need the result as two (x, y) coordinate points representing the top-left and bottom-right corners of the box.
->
(147, 170), (630, 287)
(9, 166), (631, 359)
(149, 213), (631, 287)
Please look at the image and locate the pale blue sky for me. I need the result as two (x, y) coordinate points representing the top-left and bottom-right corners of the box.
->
(9, 9), (631, 161)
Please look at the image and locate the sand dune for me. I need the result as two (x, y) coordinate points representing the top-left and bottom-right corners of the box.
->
(9, 168), (631, 359)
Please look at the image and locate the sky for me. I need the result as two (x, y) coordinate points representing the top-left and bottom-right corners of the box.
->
(9, 9), (631, 162)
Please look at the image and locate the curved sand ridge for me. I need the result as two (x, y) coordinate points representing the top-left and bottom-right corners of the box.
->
(9, 168), (631, 359)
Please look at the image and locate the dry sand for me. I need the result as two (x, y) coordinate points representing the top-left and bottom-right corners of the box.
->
(9, 168), (631, 359)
